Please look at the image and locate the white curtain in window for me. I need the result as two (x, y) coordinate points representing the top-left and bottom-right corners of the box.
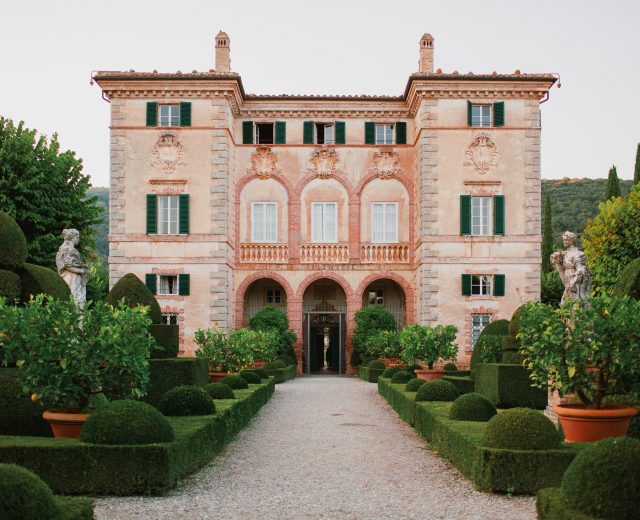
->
(252, 203), (265, 242)
(324, 203), (337, 242)
(372, 203), (384, 242)
(312, 203), (337, 242)
(265, 203), (276, 241)
(312, 203), (323, 242)
(159, 195), (178, 235)
(386, 203), (397, 242)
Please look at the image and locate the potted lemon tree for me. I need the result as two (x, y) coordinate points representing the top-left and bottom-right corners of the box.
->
(399, 324), (458, 380)
(195, 327), (257, 382)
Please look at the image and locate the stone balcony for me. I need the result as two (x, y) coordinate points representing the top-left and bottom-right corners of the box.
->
(360, 243), (410, 263)
(238, 243), (288, 263)
(300, 243), (349, 263)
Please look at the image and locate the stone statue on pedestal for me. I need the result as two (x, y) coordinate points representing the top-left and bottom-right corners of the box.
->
(550, 231), (591, 304)
(56, 229), (88, 310)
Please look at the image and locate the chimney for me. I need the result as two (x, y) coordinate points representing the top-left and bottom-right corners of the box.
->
(419, 33), (434, 74)
(215, 31), (231, 72)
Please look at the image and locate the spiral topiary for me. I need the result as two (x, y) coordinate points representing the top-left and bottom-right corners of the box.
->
(253, 368), (269, 379)
(264, 360), (286, 370)
(391, 370), (412, 384)
(368, 359), (386, 370)
(218, 375), (249, 389)
(405, 378), (427, 392)
(0, 211), (27, 271)
(0, 463), (60, 520)
(80, 399), (174, 444)
(483, 408), (560, 450)
(442, 362), (458, 372)
(158, 386), (215, 416)
(203, 383), (235, 400)
(449, 393), (497, 422)
(239, 370), (261, 384)
(382, 366), (401, 378)
(104, 273), (162, 324)
(561, 437), (640, 520)
(415, 380), (460, 402)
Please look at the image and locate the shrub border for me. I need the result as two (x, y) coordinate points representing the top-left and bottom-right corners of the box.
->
(358, 366), (385, 383)
(263, 364), (296, 384)
(442, 375), (475, 395)
(536, 487), (596, 519)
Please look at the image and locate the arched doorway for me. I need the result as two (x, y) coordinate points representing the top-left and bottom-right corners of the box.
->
(302, 279), (347, 374)
(361, 279), (406, 328)
(242, 278), (288, 326)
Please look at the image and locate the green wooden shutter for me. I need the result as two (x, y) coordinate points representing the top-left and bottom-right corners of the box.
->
(178, 194), (189, 235)
(303, 121), (314, 144)
(335, 121), (345, 144)
(275, 121), (286, 144)
(179, 102), (192, 127)
(493, 101), (505, 127)
(242, 121), (254, 144)
(467, 100), (473, 126)
(145, 274), (157, 295)
(178, 274), (190, 296)
(460, 195), (471, 236)
(461, 274), (472, 296)
(493, 195), (505, 236)
(395, 121), (407, 144)
(146, 102), (158, 127)
(146, 194), (157, 234)
(364, 122), (375, 144)
(494, 274), (505, 296)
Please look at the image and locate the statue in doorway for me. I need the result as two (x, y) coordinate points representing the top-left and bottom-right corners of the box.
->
(56, 228), (89, 310)
(550, 231), (591, 304)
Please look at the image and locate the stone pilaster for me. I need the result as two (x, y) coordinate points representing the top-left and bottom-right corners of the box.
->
(524, 99), (542, 300)
(108, 98), (126, 288)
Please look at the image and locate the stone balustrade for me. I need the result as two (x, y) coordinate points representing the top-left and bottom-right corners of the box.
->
(360, 243), (410, 263)
(300, 243), (349, 263)
(239, 243), (288, 263)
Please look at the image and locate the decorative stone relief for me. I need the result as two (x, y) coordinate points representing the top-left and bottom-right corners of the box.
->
(307, 145), (340, 179)
(369, 150), (403, 179)
(151, 132), (186, 174)
(247, 146), (280, 179)
(463, 133), (498, 175)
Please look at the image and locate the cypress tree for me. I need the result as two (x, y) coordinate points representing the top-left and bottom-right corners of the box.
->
(541, 192), (553, 273)
(634, 144), (640, 185)
(605, 165), (621, 200)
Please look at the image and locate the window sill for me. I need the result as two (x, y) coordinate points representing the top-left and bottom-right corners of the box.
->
(156, 295), (185, 301)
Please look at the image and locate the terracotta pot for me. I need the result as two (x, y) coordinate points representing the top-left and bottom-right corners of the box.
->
(388, 363), (406, 369)
(414, 369), (446, 381)
(251, 360), (266, 369)
(208, 372), (230, 383)
(554, 403), (638, 443)
(43, 409), (90, 439)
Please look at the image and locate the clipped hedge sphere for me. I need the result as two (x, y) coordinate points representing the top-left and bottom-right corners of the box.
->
(239, 370), (261, 384)
(0, 463), (60, 520)
(382, 366), (401, 378)
(218, 375), (249, 390)
(390, 370), (412, 384)
(405, 378), (427, 392)
(204, 383), (235, 400)
(159, 386), (215, 416)
(483, 408), (560, 450)
(415, 380), (460, 402)
(449, 393), (497, 422)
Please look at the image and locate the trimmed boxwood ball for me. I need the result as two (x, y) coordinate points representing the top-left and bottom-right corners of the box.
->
(105, 273), (162, 324)
(158, 385), (215, 416)
(203, 383), (235, 400)
(0, 210), (27, 270)
(561, 437), (640, 520)
(80, 399), (174, 445)
(0, 269), (20, 301)
(483, 408), (560, 450)
(449, 392), (497, 422)
(382, 366), (401, 378)
(416, 380), (460, 402)
(17, 263), (70, 303)
(391, 370), (412, 384)
(218, 375), (249, 389)
(264, 360), (286, 370)
(253, 368), (269, 379)
(368, 359), (386, 370)
(0, 463), (60, 520)
(443, 362), (458, 372)
(239, 370), (261, 384)
(405, 378), (426, 392)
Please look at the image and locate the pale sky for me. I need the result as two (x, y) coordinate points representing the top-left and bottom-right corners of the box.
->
(1, 0), (639, 188)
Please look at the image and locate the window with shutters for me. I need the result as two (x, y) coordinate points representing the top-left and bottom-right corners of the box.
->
(266, 288), (282, 305)
(315, 123), (335, 144)
(161, 313), (178, 325)
(158, 195), (179, 235)
(471, 105), (492, 128)
(311, 202), (338, 243)
(256, 123), (274, 144)
(371, 202), (398, 243)
(158, 275), (179, 296)
(471, 314), (493, 349)
(251, 202), (277, 242)
(471, 197), (492, 236)
(471, 275), (492, 296)
(368, 289), (384, 305)
(375, 124), (394, 145)
(159, 105), (180, 127)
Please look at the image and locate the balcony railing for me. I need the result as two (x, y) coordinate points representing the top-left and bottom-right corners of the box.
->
(300, 243), (349, 263)
(239, 243), (288, 263)
(360, 243), (410, 263)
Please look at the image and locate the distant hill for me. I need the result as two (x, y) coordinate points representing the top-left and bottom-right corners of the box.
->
(87, 187), (108, 264)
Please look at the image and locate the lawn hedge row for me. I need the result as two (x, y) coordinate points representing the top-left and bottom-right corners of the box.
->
(264, 364), (296, 383)
(358, 366), (385, 383)
(475, 363), (547, 409)
(0, 379), (275, 496)
(378, 378), (578, 494)
(536, 488), (595, 519)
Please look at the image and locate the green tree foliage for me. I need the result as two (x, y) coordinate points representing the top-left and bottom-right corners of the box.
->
(0, 118), (102, 268)
(86, 187), (109, 265)
(541, 270), (564, 307)
(634, 143), (640, 185)
(605, 165), (621, 201)
(541, 193), (553, 273)
(583, 184), (640, 293)
(352, 305), (397, 352)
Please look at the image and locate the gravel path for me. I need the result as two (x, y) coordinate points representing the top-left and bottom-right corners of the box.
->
(95, 377), (536, 520)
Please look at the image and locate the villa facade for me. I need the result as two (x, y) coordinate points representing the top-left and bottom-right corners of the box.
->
(94, 32), (556, 373)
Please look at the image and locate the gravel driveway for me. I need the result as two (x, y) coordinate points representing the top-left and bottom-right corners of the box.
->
(95, 377), (536, 520)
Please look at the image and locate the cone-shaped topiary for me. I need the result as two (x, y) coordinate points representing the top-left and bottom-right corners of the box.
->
(239, 370), (261, 384)
(391, 370), (412, 384)
(382, 366), (401, 378)
(17, 263), (70, 303)
(264, 360), (286, 370)
(443, 362), (458, 372)
(449, 393), (497, 422)
(158, 386), (215, 416)
(561, 437), (640, 520)
(405, 377), (427, 392)
(80, 399), (174, 445)
(483, 408), (560, 450)
(253, 368), (269, 379)
(105, 273), (162, 324)
(0, 269), (21, 302)
(0, 211), (27, 271)
(416, 380), (460, 402)
(0, 463), (60, 520)
(218, 375), (249, 389)
(508, 306), (525, 338)
(203, 382), (235, 400)
(368, 359), (386, 370)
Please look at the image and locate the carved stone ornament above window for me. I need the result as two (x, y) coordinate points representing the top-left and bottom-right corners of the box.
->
(247, 146), (280, 180)
(463, 133), (499, 175)
(307, 145), (340, 179)
(369, 150), (403, 179)
(151, 132), (186, 174)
